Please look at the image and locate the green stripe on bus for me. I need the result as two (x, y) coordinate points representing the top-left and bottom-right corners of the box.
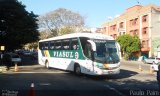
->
(41, 50), (85, 60)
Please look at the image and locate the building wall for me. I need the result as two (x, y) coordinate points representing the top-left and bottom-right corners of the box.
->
(150, 9), (160, 56)
(102, 4), (160, 57)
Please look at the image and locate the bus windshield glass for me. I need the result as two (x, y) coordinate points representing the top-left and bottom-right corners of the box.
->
(93, 40), (120, 64)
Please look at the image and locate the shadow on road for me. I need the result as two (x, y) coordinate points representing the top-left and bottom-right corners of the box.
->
(105, 78), (159, 95)
(0, 72), (158, 96)
(86, 69), (138, 80)
(0, 73), (130, 96)
(107, 69), (138, 79)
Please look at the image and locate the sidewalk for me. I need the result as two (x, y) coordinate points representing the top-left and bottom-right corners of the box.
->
(0, 66), (7, 73)
(0, 65), (42, 73)
(0, 64), (65, 73)
(120, 59), (156, 74)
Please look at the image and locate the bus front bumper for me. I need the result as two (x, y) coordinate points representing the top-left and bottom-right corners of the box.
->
(92, 68), (120, 76)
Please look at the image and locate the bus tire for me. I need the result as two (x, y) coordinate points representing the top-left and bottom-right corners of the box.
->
(74, 64), (81, 75)
(45, 60), (50, 69)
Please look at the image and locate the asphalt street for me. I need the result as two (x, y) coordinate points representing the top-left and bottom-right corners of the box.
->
(0, 56), (159, 96)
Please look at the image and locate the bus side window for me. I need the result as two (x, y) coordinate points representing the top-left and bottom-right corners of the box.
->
(44, 42), (49, 50)
(39, 42), (43, 50)
(55, 40), (62, 50)
(41, 42), (46, 50)
(50, 41), (54, 50)
(71, 38), (79, 50)
(62, 39), (70, 50)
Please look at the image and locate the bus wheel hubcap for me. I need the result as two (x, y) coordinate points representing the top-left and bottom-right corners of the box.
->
(76, 66), (80, 74)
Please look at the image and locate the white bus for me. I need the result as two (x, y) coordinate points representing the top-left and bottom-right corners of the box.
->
(38, 33), (121, 75)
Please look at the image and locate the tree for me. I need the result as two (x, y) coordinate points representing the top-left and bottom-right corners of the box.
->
(38, 8), (85, 36)
(24, 42), (38, 50)
(116, 34), (141, 60)
(39, 30), (51, 40)
(0, 0), (39, 51)
(60, 26), (75, 35)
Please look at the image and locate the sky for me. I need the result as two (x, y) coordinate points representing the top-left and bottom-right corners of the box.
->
(18, 0), (160, 28)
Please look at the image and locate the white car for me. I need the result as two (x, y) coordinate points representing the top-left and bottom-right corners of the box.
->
(23, 51), (32, 56)
(144, 57), (160, 64)
(150, 63), (159, 71)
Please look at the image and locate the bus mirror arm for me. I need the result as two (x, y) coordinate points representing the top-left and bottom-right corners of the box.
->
(91, 50), (95, 72)
(91, 50), (95, 61)
(87, 40), (96, 51)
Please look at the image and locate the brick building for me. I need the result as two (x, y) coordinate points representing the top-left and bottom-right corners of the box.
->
(101, 4), (160, 58)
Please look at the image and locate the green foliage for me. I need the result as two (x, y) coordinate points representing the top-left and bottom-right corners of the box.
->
(26, 42), (38, 50)
(116, 34), (140, 60)
(60, 27), (74, 35)
(0, 0), (39, 51)
(39, 31), (52, 39)
(124, 53), (130, 60)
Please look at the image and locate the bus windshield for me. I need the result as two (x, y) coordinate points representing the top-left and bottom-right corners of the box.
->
(93, 40), (120, 64)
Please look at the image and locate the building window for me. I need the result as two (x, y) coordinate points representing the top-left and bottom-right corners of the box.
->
(142, 15), (148, 22)
(130, 30), (133, 35)
(134, 18), (138, 25)
(142, 40), (145, 48)
(119, 32), (125, 36)
(130, 18), (138, 26)
(110, 24), (116, 31)
(113, 34), (117, 39)
(133, 29), (138, 36)
(130, 19), (133, 26)
(119, 22), (124, 28)
(142, 27), (148, 34)
(141, 40), (148, 48)
(113, 25), (116, 31)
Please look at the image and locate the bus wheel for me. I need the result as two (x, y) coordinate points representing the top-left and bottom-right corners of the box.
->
(74, 64), (81, 75)
(45, 61), (50, 69)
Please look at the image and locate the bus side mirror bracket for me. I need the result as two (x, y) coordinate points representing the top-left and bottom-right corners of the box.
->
(87, 40), (96, 61)
(87, 40), (96, 51)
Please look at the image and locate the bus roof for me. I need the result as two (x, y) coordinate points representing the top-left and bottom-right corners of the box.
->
(39, 32), (114, 42)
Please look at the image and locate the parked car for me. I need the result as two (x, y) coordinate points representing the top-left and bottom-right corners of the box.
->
(2, 53), (21, 65)
(144, 57), (160, 64)
(32, 52), (38, 59)
(23, 51), (32, 56)
(151, 63), (159, 71)
(15, 50), (24, 55)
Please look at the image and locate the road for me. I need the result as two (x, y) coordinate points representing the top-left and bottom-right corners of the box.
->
(0, 56), (159, 96)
